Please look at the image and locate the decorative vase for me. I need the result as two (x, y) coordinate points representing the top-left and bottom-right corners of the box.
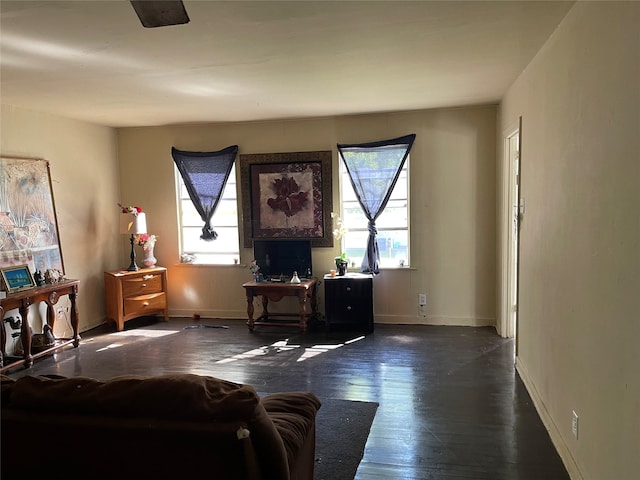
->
(142, 244), (157, 268)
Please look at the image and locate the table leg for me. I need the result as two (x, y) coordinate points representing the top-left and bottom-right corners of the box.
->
(261, 296), (269, 321)
(310, 284), (318, 317)
(19, 303), (32, 368)
(69, 289), (81, 347)
(46, 301), (55, 329)
(0, 306), (5, 367)
(298, 293), (308, 333)
(246, 293), (255, 331)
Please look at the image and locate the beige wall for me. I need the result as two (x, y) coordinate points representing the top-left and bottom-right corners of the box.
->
(499, 2), (639, 479)
(1, 101), (497, 340)
(117, 106), (497, 326)
(0, 105), (121, 334)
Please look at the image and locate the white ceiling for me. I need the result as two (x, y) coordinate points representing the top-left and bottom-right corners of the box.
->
(1, 0), (574, 128)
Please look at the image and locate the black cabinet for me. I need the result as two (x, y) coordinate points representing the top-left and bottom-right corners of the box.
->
(324, 274), (374, 332)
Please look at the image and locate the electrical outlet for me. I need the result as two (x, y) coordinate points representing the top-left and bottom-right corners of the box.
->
(571, 410), (579, 439)
(418, 293), (427, 306)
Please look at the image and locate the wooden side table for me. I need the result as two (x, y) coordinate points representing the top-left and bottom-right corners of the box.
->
(0, 279), (80, 372)
(242, 278), (318, 333)
(104, 267), (168, 331)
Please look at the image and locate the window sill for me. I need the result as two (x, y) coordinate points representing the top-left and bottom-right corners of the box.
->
(346, 266), (414, 272)
(173, 262), (246, 268)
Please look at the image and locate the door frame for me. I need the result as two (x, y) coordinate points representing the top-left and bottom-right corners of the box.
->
(499, 117), (522, 342)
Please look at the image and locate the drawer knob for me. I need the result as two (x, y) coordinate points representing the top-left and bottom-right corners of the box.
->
(141, 283), (147, 287)
(143, 302), (149, 307)
(347, 306), (352, 311)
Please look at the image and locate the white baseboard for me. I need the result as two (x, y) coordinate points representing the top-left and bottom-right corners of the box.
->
(374, 314), (495, 327)
(515, 358), (584, 480)
(169, 309), (247, 320)
(168, 310), (495, 328)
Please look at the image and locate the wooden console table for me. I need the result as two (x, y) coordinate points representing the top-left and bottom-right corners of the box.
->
(0, 279), (80, 372)
(242, 278), (318, 333)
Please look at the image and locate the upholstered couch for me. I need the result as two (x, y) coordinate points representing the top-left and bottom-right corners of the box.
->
(1, 373), (321, 479)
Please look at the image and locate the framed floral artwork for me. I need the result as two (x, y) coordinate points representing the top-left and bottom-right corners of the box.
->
(0, 157), (65, 275)
(240, 151), (333, 248)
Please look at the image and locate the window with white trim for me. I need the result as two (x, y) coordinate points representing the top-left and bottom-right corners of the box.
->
(340, 157), (410, 268)
(176, 164), (239, 264)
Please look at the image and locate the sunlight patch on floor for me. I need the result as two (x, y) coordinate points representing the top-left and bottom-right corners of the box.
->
(345, 335), (366, 344)
(95, 343), (124, 352)
(92, 329), (178, 353)
(216, 339), (301, 364)
(212, 334), (367, 364)
(110, 329), (179, 338)
(296, 335), (366, 362)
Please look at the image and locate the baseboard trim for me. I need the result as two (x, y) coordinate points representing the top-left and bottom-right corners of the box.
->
(169, 309), (247, 319)
(374, 314), (495, 327)
(167, 310), (496, 328)
(515, 358), (584, 480)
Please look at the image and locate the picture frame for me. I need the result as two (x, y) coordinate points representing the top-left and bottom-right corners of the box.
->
(240, 151), (333, 248)
(0, 264), (36, 293)
(0, 157), (65, 275)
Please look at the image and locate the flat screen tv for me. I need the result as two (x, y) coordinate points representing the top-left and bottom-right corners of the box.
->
(253, 239), (312, 280)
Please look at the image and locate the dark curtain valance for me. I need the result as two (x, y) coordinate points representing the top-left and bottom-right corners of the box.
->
(171, 145), (238, 241)
(337, 134), (416, 274)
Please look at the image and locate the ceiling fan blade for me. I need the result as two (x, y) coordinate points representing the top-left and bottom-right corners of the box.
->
(130, 1), (190, 28)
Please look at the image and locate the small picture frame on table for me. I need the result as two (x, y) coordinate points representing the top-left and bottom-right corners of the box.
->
(0, 264), (36, 294)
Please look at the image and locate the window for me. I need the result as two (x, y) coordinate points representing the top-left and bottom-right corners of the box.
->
(340, 158), (410, 268)
(176, 164), (239, 264)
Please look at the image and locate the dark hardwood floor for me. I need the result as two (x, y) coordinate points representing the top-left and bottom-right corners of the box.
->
(4, 317), (570, 480)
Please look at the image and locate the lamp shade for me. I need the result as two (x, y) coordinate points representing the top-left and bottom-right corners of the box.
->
(120, 212), (147, 235)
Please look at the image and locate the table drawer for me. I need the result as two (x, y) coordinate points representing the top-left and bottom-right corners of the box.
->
(122, 274), (163, 297)
(124, 292), (166, 316)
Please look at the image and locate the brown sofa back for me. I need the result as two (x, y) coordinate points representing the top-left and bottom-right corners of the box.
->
(1, 374), (320, 480)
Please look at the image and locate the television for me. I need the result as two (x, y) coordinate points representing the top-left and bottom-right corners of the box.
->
(253, 239), (312, 280)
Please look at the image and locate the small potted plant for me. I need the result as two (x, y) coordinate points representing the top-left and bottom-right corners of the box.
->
(334, 252), (348, 276)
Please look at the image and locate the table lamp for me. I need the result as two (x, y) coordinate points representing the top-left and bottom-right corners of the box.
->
(120, 211), (147, 271)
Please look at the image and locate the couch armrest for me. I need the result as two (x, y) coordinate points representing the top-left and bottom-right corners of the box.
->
(262, 392), (321, 477)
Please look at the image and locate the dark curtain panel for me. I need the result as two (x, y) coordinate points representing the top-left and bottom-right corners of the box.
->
(171, 145), (238, 241)
(337, 134), (416, 274)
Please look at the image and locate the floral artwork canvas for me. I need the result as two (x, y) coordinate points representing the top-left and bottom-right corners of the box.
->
(240, 151), (333, 247)
(258, 166), (314, 228)
(0, 157), (64, 274)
